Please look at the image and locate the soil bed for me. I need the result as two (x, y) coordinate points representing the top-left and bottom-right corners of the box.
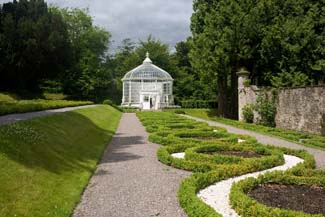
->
(169, 125), (195, 129)
(181, 136), (219, 140)
(248, 184), (325, 215)
(201, 151), (262, 158)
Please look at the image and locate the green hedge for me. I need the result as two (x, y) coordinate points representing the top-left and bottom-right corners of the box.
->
(0, 99), (93, 115)
(180, 109), (325, 150)
(230, 172), (325, 217)
(181, 100), (217, 109)
(136, 111), (321, 217)
(178, 147), (315, 217)
(158, 142), (284, 173)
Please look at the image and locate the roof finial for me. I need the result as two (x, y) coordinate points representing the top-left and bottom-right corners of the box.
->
(143, 51), (152, 64)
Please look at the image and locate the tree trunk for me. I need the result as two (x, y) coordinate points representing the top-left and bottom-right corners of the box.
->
(229, 69), (238, 119)
(217, 74), (228, 117)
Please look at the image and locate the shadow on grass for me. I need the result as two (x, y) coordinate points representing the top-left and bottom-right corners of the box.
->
(0, 110), (119, 174)
(206, 109), (218, 118)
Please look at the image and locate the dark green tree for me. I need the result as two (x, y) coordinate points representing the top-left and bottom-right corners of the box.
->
(57, 8), (111, 100)
(0, 0), (72, 93)
(190, 0), (324, 118)
(172, 39), (216, 104)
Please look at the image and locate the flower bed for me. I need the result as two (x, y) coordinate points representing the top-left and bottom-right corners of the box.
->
(231, 171), (325, 217)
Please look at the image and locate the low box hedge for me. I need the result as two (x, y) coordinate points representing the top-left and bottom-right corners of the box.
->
(184, 143), (283, 167)
(230, 172), (325, 217)
(178, 147), (315, 217)
(136, 111), (322, 217)
(158, 141), (285, 173)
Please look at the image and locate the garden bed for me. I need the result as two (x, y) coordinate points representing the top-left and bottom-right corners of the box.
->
(248, 184), (325, 215)
(202, 150), (263, 158)
(136, 111), (323, 217)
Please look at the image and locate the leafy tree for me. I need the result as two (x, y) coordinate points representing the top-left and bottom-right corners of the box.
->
(190, 0), (324, 118)
(102, 38), (137, 103)
(172, 40), (216, 104)
(56, 8), (111, 100)
(0, 0), (72, 93)
(134, 35), (174, 74)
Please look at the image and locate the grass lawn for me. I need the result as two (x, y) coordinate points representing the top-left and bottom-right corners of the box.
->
(169, 109), (325, 151)
(0, 105), (122, 217)
(0, 92), (93, 115)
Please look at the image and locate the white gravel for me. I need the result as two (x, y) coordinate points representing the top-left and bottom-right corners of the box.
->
(171, 152), (185, 159)
(197, 154), (304, 217)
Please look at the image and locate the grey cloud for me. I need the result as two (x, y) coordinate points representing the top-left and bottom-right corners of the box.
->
(43, 0), (194, 51)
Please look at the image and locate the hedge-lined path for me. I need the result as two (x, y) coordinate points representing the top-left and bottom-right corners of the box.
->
(182, 115), (325, 169)
(0, 105), (98, 126)
(73, 113), (190, 217)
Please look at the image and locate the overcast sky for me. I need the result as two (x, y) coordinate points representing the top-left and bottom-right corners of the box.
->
(0, 0), (193, 51)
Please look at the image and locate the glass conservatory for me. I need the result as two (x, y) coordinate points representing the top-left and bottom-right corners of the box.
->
(121, 52), (174, 110)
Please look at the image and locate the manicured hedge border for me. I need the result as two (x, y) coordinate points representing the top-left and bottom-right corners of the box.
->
(176, 109), (325, 150)
(178, 147), (315, 217)
(148, 127), (235, 146)
(185, 143), (283, 167)
(158, 142), (284, 173)
(137, 112), (320, 217)
(230, 172), (325, 217)
(0, 99), (93, 115)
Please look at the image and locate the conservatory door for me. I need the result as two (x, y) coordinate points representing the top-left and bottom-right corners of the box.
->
(142, 95), (151, 110)
(141, 92), (158, 110)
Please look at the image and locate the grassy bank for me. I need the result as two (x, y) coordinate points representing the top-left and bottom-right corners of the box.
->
(169, 109), (325, 151)
(0, 93), (93, 115)
(0, 105), (121, 217)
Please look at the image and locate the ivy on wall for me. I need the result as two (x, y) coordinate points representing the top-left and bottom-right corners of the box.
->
(242, 89), (277, 127)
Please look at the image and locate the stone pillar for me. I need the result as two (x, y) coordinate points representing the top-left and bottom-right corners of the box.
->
(236, 70), (250, 121)
(321, 114), (325, 136)
(122, 82), (125, 104)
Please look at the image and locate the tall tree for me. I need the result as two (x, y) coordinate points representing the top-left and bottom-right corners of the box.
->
(0, 0), (71, 93)
(57, 8), (111, 100)
(190, 0), (324, 118)
(172, 39), (216, 103)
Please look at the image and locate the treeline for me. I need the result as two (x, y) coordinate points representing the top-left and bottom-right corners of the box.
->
(0, 0), (111, 101)
(0, 0), (211, 104)
(109, 37), (217, 105)
(1, 0), (323, 114)
(189, 0), (324, 118)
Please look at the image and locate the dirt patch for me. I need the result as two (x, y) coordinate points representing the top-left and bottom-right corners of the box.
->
(181, 136), (219, 140)
(248, 184), (325, 215)
(169, 125), (195, 129)
(201, 151), (263, 158)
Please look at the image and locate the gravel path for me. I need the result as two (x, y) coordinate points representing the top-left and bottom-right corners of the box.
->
(73, 113), (190, 217)
(0, 105), (98, 126)
(182, 115), (325, 169)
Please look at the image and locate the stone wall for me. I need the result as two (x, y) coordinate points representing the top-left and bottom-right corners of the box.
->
(238, 86), (260, 121)
(275, 86), (325, 135)
(237, 72), (325, 135)
(237, 71), (261, 121)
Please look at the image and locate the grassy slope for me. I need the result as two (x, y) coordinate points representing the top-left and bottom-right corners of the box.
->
(0, 92), (93, 115)
(0, 105), (122, 217)
(172, 109), (325, 151)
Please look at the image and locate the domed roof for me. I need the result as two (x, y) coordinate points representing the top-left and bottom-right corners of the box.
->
(122, 52), (173, 81)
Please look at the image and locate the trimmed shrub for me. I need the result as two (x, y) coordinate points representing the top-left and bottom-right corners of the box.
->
(181, 100), (217, 109)
(136, 111), (320, 217)
(230, 172), (325, 217)
(242, 104), (254, 123)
